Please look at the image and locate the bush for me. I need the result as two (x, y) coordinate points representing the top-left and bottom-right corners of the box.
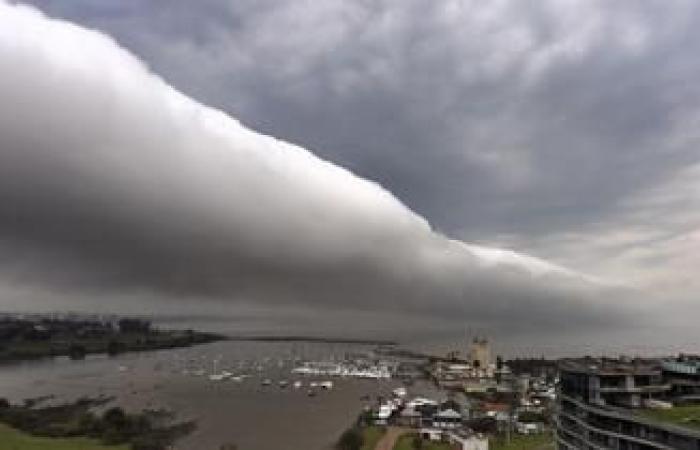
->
(77, 412), (99, 435)
(0, 399), (192, 449)
(518, 411), (546, 423)
(336, 427), (363, 450)
(412, 435), (423, 449)
(68, 344), (86, 360)
(103, 407), (127, 428)
(131, 434), (168, 450)
(107, 340), (125, 355)
(101, 427), (129, 445)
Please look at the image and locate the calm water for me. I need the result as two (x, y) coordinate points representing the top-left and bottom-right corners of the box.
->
(0, 340), (441, 450)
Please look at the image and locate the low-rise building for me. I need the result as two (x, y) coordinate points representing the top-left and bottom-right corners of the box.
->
(433, 407), (462, 429)
(448, 430), (489, 450)
(663, 355), (700, 403)
(516, 421), (545, 435)
(397, 406), (422, 428)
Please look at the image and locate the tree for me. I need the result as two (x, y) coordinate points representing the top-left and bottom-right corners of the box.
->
(132, 434), (168, 450)
(102, 407), (127, 429)
(118, 318), (151, 333)
(77, 412), (98, 435)
(101, 407), (130, 445)
(107, 340), (125, 355)
(68, 343), (86, 360)
(336, 427), (363, 450)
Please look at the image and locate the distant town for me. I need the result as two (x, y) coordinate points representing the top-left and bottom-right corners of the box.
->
(335, 337), (700, 450)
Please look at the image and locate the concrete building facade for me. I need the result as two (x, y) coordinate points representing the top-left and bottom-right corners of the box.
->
(556, 358), (700, 450)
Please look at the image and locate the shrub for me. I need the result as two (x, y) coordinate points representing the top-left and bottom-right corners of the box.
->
(103, 407), (127, 428)
(68, 344), (86, 360)
(412, 435), (423, 449)
(131, 434), (168, 450)
(336, 427), (363, 450)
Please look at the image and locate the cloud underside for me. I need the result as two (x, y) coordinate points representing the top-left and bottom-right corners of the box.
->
(0, 2), (627, 332)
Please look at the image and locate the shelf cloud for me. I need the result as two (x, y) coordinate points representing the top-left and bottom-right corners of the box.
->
(0, 2), (629, 333)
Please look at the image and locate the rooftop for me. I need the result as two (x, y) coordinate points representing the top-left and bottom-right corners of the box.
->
(663, 357), (700, 375)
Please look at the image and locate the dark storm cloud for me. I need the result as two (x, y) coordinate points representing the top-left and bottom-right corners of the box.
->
(0, 1), (629, 334)
(26, 0), (700, 242)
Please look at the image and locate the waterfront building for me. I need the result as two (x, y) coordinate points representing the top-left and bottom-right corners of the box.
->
(433, 406), (463, 429)
(662, 355), (700, 402)
(398, 406), (422, 428)
(448, 430), (489, 450)
(556, 357), (700, 450)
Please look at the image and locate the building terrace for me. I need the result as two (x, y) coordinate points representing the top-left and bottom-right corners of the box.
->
(557, 356), (700, 450)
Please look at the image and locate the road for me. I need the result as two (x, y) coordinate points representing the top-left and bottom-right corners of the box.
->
(373, 426), (409, 450)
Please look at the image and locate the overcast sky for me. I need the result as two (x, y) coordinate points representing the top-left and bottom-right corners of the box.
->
(1, 1), (698, 348)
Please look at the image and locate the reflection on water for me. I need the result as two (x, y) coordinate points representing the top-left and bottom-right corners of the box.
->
(0, 340), (440, 450)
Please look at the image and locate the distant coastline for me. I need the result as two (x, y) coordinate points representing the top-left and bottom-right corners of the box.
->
(227, 335), (397, 346)
(0, 313), (226, 363)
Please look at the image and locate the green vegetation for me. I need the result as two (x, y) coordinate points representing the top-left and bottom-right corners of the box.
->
(640, 405), (700, 429)
(336, 427), (364, 450)
(360, 426), (385, 450)
(392, 434), (454, 450)
(336, 425), (386, 450)
(0, 316), (225, 362)
(0, 423), (130, 450)
(0, 397), (194, 450)
(336, 410), (386, 450)
(0, 329), (223, 362)
(517, 411), (548, 423)
(490, 432), (554, 450)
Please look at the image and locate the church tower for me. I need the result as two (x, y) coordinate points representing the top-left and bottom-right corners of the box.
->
(469, 336), (491, 369)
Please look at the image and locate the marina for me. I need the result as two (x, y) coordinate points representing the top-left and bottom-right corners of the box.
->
(0, 339), (421, 450)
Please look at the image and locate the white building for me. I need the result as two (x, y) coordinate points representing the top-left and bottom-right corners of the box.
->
(449, 431), (489, 450)
(433, 408), (462, 429)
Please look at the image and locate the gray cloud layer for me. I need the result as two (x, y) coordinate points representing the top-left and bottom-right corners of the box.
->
(23, 1), (700, 307)
(0, 2), (628, 334)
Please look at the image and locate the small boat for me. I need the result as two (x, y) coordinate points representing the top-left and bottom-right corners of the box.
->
(293, 381), (303, 389)
(307, 389), (316, 397)
(320, 381), (334, 390)
(261, 379), (272, 386)
(393, 387), (407, 397)
(279, 380), (289, 388)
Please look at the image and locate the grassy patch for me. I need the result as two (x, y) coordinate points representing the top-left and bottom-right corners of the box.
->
(640, 405), (700, 429)
(0, 423), (130, 450)
(361, 426), (385, 450)
(0, 398), (194, 450)
(392, 433), (455, 450)
(490, 432), (554, 450)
